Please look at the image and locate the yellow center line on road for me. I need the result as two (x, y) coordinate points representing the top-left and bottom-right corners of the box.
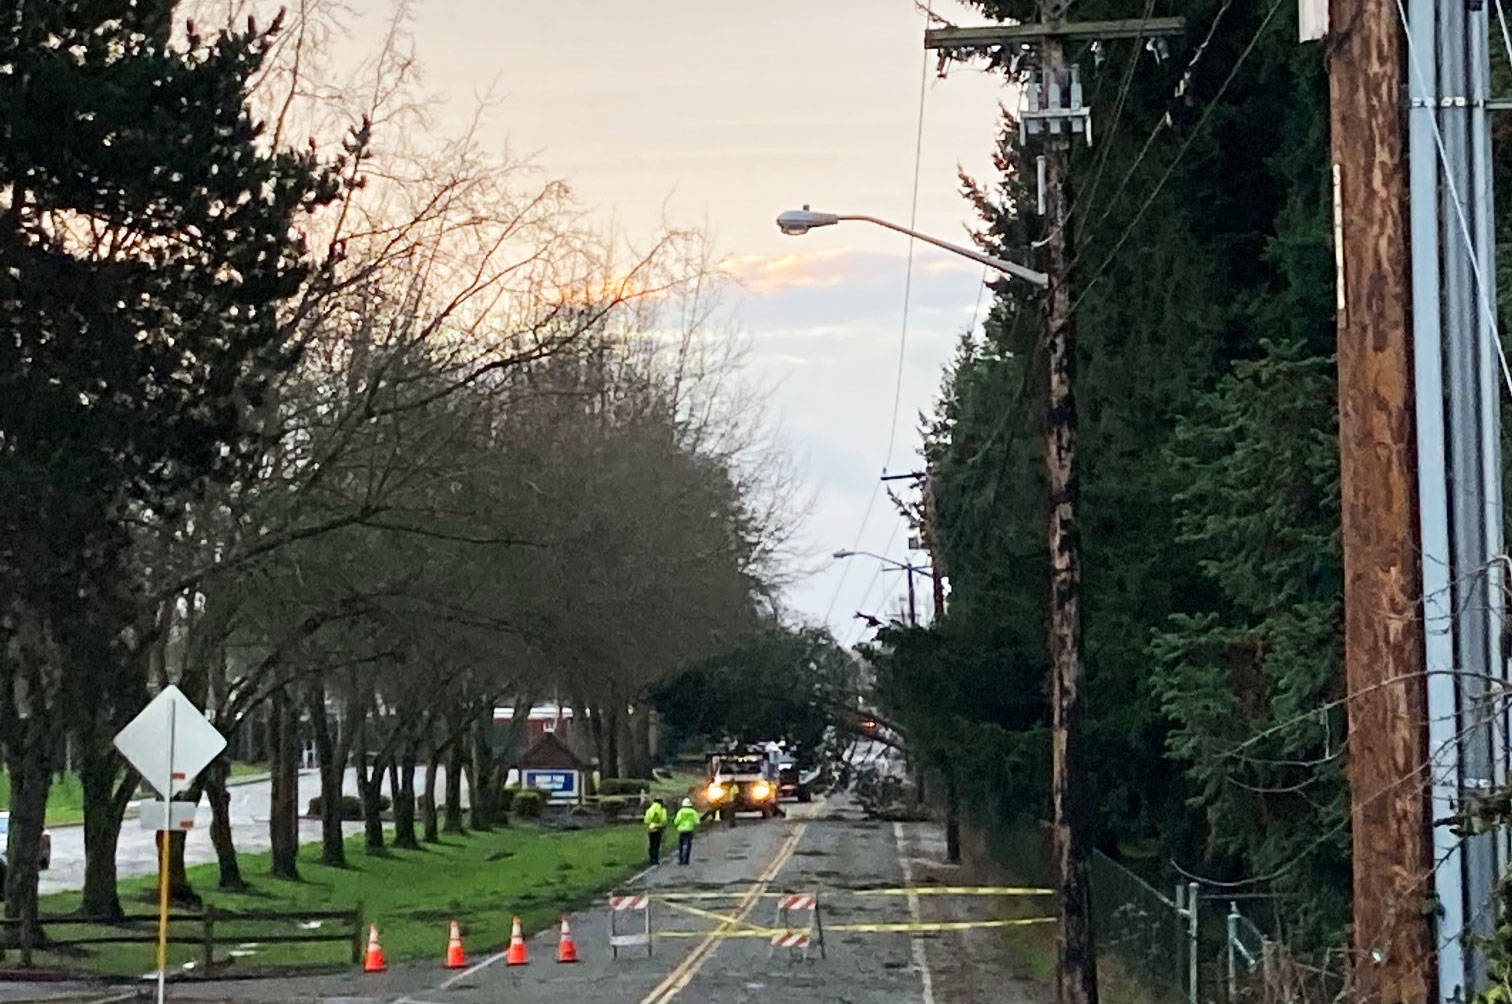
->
(638, 817), (809, 1004)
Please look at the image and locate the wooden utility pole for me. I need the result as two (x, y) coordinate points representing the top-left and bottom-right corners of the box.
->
(1327, 1), (1435, 998)
(1037, 15), (1098, 1002)
(927, 11), (1183, 1003)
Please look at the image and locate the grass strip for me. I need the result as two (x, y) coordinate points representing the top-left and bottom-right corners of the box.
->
(9, 821), (645, 977)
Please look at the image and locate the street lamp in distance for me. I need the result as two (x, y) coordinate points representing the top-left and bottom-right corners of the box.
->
(775, 205), (1049, 288)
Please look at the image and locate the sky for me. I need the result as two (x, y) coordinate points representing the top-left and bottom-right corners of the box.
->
(366, 0), (1012, 644)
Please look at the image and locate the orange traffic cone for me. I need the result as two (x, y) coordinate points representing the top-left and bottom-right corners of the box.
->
(363, 923), (386, 973)
(505, 916), (528, 966)
(444, 919), (466, 969)
(556, 915), (579, 964)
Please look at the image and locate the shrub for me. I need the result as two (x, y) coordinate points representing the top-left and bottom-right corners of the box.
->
(495, 784), (516, 814)
(599, 796), (628, 819)
(513, 789), (546, 818)
(598, 778), (652, 796)
(306, 794), (392, 820)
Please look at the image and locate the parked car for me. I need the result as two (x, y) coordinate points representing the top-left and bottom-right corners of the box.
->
(0, 811), (52, 886)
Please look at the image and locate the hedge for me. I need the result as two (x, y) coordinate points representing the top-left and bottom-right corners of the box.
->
(513, 789), (546, 818)
(597, 778), (652, 796)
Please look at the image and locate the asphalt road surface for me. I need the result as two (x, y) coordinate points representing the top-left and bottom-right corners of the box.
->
(40, 768), (469, 896)
(13, 797), (1046, 1003)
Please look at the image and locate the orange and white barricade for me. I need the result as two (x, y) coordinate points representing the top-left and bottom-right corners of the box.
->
(771, 892), (825, 961)
(608, 893), (653, 958)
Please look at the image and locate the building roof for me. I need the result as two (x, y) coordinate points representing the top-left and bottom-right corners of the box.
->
(515, 731), (589, 770)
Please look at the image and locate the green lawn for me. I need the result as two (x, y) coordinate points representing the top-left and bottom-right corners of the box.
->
(8, 821), (644, 977)
(0, 763), (267, 828)
(0, 772), (86, 828)
(648, 770), (702, 801)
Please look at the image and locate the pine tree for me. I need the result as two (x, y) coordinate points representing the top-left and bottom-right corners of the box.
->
(0, 2), (340, 925)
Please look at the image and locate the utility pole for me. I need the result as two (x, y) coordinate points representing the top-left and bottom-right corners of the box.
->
(1325, 0), (1435, 998)
(927, 11), (1182, 1004)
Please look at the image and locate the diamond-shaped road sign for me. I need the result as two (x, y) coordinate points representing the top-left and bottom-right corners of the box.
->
(112, 684), (226, 798)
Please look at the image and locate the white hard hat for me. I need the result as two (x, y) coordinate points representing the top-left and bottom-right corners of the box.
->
(681, 797), (693, 807)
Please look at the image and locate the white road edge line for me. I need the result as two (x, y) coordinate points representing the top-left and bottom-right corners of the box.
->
(893, 821), (936, 1004)
(422, 859), (661, 994)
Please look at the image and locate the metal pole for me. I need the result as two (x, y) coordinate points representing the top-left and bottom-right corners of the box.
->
(1406, 0), (1466, 994)
(1226, 902), (1238, 1003)
(1440, 0), (1500, 987)
(1187, 882), (1198, 1004)
(157, 699), (177, 1004)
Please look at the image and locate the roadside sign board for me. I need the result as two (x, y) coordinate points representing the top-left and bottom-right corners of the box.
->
(524, 768), (579, 800)
(112, 684), (226, 798)
(138, 801), (199, 831)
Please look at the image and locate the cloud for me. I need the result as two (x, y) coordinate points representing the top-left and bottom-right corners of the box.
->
(721, 247), (862, 294)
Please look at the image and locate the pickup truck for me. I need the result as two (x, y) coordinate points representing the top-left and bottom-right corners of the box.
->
(0, 812), (52, 887)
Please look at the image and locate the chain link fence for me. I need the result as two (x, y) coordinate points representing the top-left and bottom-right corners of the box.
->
(1090, 850), (1191, 1003)
(1090, 850), (1351, 1003)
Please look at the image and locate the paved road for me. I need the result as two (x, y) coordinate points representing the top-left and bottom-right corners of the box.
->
(40, 769), (469, 896)
(15, 797), (1046, 1003)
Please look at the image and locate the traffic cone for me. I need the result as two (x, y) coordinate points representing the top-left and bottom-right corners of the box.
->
(555, 915), (579, 963)
(363, 923), (386, 973)
(505, 916), (528, 966)
(444, 919), (466, 969)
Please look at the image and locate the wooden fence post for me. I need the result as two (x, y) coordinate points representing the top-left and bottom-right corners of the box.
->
(203, 905), (215, 971)
(351, 902), (364, 965)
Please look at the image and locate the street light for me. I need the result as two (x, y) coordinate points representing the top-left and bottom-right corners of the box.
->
(832, 549), (929, 627)
(776, 205), (1049, 288)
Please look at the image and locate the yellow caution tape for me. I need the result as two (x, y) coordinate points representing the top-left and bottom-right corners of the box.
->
(652, 917), (1055, 939)
(660, 899), (778, 936)
(852, 886), (1054, 896)
(636, 887), (1050, 901)
(826, 918), (1055, 933)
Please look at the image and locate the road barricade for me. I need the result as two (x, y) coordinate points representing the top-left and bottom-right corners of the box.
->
(770, 892), (825, 961)
(608, 893), (653, 958)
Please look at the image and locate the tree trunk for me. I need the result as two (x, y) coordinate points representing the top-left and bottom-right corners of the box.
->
(422, 745), (441, 843)
(469, 719), (494, 832)
(393, 749), (419, 850)
(443, 741), (466, 834)
(306, 682), (345, 868)
(2, 736), (52, 951)
(603, 701), (621, 780)
(203, 760), (245, 891)
(268, 688), (300, 880)
(78, 748), (138, 918)
(587, 702), (607, 778)
(357, 731), (386, 854)
(629, 703), (653, 779)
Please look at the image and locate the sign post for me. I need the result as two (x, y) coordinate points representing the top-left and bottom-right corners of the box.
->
(112, 686), (226, 1003)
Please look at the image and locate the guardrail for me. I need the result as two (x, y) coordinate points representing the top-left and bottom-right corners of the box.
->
(0, 904), (363, 970)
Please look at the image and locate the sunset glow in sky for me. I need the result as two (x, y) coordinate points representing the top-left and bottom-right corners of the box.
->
(373, 0), (1013, 642)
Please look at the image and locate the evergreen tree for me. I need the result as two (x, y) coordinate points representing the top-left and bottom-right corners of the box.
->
(0, 1), (340, 924)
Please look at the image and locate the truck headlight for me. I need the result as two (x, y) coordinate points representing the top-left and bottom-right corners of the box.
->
(707, 782), (725, 801)
(752, 781), (772, 800)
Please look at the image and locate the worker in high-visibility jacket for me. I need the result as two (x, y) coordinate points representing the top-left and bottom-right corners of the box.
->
(643, 797), (669, 865)
(673, 797), (701, 866)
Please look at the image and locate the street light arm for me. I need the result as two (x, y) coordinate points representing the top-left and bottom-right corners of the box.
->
(834, 548), (925, 572)
(837, 215), (1050, 289)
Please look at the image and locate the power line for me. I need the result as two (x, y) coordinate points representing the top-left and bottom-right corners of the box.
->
(822, 0), (935, 630)
(1070, 0), (1286, 315)
(1074, 0), (1234, 252)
